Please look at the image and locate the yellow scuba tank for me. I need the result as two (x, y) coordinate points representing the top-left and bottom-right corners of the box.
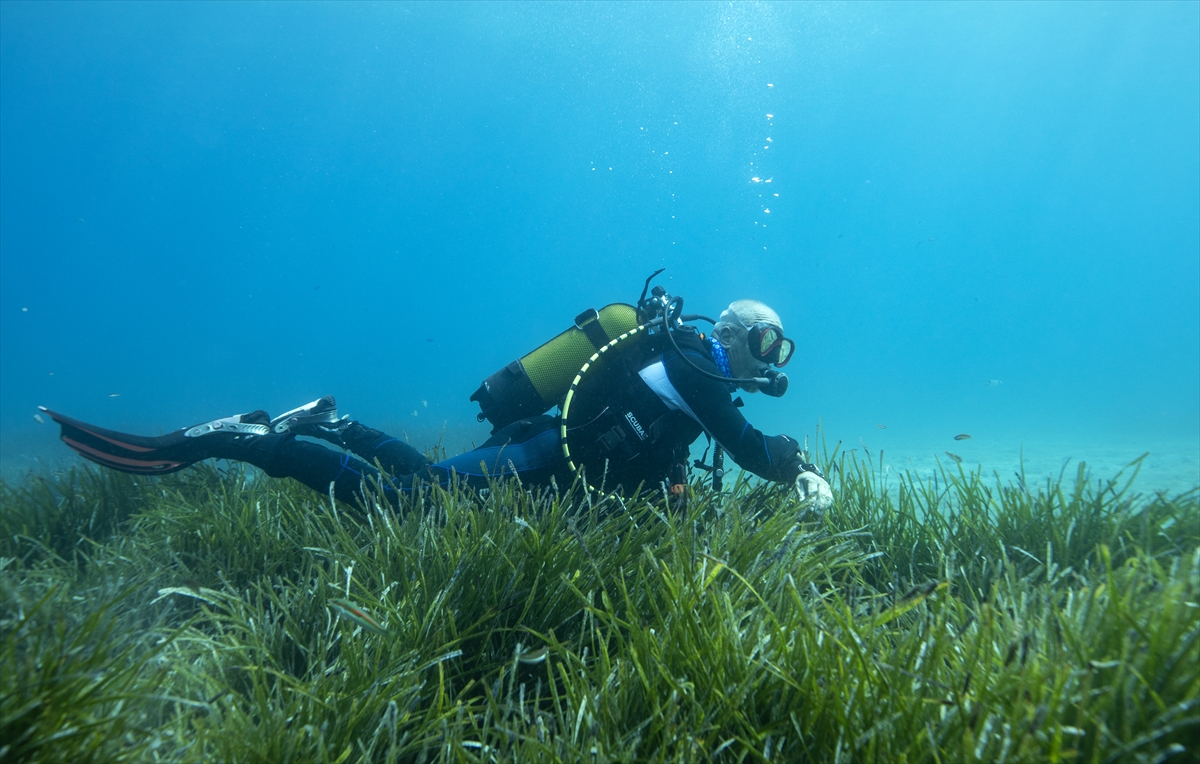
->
(470, 304), (641, 433)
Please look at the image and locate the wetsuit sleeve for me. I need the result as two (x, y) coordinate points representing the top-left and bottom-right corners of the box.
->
(662, 340), (803, 483)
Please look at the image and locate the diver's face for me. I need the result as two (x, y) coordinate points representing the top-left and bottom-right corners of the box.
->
(716, 325), (769, 392)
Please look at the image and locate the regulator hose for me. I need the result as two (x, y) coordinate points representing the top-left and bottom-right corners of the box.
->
(558, 319), (657, 495)
(661, 296), (788, 397)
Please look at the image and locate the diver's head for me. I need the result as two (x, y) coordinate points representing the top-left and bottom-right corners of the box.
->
(713, 299), (794, 393)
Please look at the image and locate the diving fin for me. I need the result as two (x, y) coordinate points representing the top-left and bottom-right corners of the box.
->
(269, 395), (347, 434)
(39, 406), (272, 475)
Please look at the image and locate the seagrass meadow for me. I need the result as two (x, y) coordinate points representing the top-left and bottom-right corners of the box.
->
(1, 449), (1197, 763)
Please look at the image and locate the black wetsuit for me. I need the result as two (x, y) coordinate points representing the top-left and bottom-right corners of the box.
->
(252, 328), (804, 506)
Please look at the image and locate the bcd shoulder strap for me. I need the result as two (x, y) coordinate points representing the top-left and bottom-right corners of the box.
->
(574, 308), (611, 350)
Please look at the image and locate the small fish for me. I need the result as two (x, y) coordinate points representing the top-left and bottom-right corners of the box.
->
(986, 379), (1003, 387)
(328, 598), (387, 635)
(877, 424), (887, 429)
(944, 451), (963, 464)
(109, 393), (120, 398)
(898, 579), (943, 601)
(875, 581), (947, 626)
(517, 646), (549, 664)
(33, 413), (45, 424)
(954, 434), (971, 441)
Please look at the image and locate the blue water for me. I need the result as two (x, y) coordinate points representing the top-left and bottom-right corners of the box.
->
(3, 2), (1198, 492)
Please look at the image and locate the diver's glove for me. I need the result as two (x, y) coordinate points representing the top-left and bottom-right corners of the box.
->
(794, 467), (833, 515)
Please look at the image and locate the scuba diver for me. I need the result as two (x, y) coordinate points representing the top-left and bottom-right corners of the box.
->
(42, 275), (834, 513)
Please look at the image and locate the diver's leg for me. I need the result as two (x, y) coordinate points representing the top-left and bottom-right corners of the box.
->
(427, 415), (569, 490)
(42, 405), (410, 508)
(339, 423), (434, 475)
(252, 396), (434, 503)
(296, 419), (433, 475)
(42, 400), (566, 504)
(274, 395), (434, 474)
(276, 397), (433, 476)
(245, 436), (404, 507)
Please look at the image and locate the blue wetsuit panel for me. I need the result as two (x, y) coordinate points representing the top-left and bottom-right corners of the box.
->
(432, 424), (562, 477)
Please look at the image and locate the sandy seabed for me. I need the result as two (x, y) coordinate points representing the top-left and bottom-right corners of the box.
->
(853, 434), (1199, 499)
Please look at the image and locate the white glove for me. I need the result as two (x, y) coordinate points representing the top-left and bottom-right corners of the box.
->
(795, 470), (833, 514)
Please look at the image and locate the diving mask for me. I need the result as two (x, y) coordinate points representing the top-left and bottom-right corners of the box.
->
(747, 323), (795, 367)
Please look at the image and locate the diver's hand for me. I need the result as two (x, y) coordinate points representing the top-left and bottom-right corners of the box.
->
(795, 470), (833, 514)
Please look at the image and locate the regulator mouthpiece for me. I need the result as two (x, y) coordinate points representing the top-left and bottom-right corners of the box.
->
(757, 370), (789, 398)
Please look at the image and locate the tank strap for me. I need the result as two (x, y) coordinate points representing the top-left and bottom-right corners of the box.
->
(574, 308), (611, 350)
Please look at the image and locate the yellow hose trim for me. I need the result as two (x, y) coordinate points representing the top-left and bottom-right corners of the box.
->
(559, 323), (649, 494)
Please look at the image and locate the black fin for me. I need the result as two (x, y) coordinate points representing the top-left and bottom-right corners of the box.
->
(39, 407), (195, 475)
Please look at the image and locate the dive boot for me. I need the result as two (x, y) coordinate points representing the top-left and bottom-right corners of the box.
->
(40, 406), (277, 475)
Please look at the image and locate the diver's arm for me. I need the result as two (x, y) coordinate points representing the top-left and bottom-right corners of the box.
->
(661, 343), (802, 483)
(688, 383), (803, 482)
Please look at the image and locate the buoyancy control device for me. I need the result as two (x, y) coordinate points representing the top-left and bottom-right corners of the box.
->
(470, 304), (641, 433)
